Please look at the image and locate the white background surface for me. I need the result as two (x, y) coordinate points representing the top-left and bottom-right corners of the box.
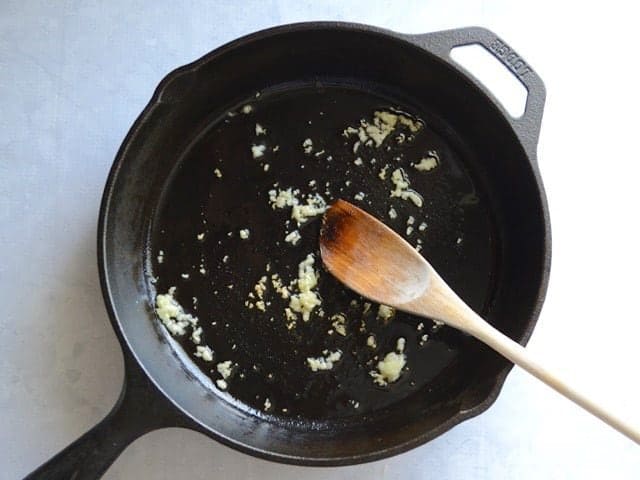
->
(1, 1), (639, 478)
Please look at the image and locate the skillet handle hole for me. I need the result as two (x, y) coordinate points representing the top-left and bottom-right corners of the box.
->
(450, 44), (528, 118)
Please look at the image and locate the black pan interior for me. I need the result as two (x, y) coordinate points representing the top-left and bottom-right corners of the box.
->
(151, 83), (494, 419)
(102, 24), (548, 464)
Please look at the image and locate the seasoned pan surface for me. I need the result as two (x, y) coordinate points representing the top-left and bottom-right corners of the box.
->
(150, 83), (497, 419)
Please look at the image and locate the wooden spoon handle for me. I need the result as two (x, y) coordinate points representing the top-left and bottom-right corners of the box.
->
(408, 273), (640, 444)
(465, 313), (640, 444)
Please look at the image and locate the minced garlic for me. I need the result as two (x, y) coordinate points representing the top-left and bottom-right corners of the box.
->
(331, 314), (347, 336)
(194, 345), (214, 362)
(155, 287), (198, 336)
(284, 230), (301, 245)
(216, 379), (228, 390)
(268, 187), (299, 209)
(271, 274), (290, 299)
(377, 304), (395, 322)
(291, 194), (327, 225)
(302, 138), (313, 154)
(343, 109), (423, 149)
(284, 307), (296, 330)
(390, 168), (423, 207)
(413, 150), (439, 171)
(288, 254), (321, 321)
(307, 350), (342, 372)
(191, 326), (202, 344)
(254, 275), (267, 299)
(251, 144), (266, 158)
(370, 338), (406, 386)
(217, 360), (234, 379)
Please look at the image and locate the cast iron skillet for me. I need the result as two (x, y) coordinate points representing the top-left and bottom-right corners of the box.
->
(26, 22), (550, 479)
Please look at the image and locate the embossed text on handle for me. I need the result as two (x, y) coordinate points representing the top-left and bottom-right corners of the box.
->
(489, 38), (532, 78)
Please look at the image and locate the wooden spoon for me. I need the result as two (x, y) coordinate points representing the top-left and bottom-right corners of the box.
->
(320, 199), (640, 444)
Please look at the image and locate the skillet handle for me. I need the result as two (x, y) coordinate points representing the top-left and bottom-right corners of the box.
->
(23, 356), (192, 480)
(412, 27), (546, 158)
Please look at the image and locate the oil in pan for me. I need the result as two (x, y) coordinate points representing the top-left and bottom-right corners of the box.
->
(149, 84), (496, 420)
